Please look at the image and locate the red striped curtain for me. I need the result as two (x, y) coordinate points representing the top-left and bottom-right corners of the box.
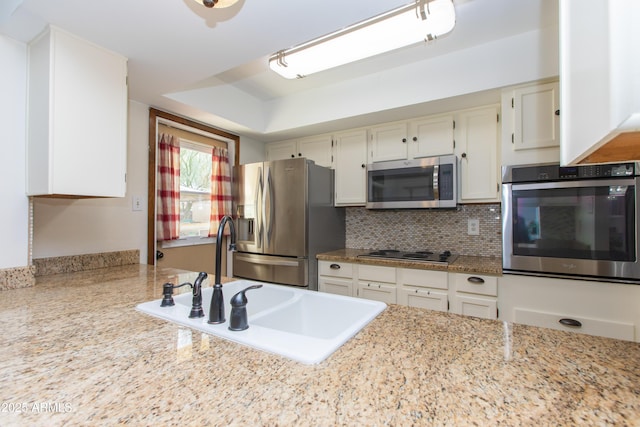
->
(208, 147), (233, 236)
(157, 133), (181, 241)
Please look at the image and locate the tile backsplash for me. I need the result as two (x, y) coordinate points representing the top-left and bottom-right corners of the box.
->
(345, 204), (502, 257)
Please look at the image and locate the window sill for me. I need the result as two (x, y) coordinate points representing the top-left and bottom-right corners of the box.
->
(161, 237), (216, 249)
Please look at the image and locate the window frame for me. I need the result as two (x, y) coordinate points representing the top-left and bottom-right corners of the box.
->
(148, 108), (240, 264)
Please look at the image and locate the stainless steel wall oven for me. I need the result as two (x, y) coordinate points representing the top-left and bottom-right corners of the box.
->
(502, 162), (640, 283)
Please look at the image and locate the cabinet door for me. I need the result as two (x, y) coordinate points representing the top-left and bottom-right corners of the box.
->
(319, 277), (354, 297)
(358, 281), (396, 304)
(398, 287), (448, 312)
(334, 129), (367, 206)
(27, 26), (128, 197)
(513, 82), (560, 151)
(266, 140), (296, 161)
(451, 295), (497, 320)
(498, 274), (640, 342)
(369, 122), (408, 162)
(559, 0), (640, 164)
(298, 135), (333, 168)
(455, 106), (500, 202)
(408, 115), (454, 158)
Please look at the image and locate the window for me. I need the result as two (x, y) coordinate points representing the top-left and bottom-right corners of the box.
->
(179, 140), (212, 239)
(156, 120), (233, 248)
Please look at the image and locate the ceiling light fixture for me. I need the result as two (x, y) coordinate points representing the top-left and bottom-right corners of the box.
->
(193, 0), (239, 8)
(269, 0), (456, 79)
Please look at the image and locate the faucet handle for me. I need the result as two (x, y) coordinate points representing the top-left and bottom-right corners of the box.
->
(229, 285), (263, 331)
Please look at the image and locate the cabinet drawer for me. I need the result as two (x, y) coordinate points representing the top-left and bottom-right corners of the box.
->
(514, 308), (635, 342)
(453, 273), (498, 296)
(358, 264), (396, 283)
(358, 282), (396, 304)
(318, 261), (353, 279)
(399, 268), (447, 290)
(398, 287), (447, 312)
(318, 277), (353, 297)
(452, 295), (497, 320)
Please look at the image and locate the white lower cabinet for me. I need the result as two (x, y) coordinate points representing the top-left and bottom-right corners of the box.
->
(499, 274), (640, 342)
(357, 264), (397, 304)
(397, 268), (448, 312)
(450, 273), (499, 320)
(318, 261), (355, 297)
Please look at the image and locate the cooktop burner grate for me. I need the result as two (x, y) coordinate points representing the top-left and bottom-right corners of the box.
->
(358, 249), (458, 265)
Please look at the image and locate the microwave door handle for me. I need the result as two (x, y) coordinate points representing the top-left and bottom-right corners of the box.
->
(433, 165), (440, 200)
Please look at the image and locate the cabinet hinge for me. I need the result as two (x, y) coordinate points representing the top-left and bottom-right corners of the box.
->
(125, 173), (127, 183)
(452, 120), (456, 129)
(511, 133), (514, 144)
(497, 307), (499, 318)
(511, 97), (514, 108)
(447, 300), (450, 311)
(453, 140), (456, 149)
(496, 183), (499, 192)
(497, 113), (500, 123)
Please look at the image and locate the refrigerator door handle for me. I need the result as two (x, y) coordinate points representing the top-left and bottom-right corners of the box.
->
(256, 167), (264, 249)
(265, 167), (275, 247)
(235, 255), (300, 267)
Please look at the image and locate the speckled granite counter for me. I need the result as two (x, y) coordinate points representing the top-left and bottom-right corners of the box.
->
(317, 248), (503, 275)
(1, 265), (639, 426)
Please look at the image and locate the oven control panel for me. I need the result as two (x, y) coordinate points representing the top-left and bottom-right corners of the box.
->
(559, 163), (636, 179)
(505, 162), (639, 183)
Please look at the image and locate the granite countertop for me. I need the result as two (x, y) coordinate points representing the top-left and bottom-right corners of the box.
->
(1, 265), (639, 425)
(317, 248), (503, 275)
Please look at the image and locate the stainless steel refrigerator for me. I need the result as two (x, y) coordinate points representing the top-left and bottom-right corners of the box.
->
(233, 158), (345, 290)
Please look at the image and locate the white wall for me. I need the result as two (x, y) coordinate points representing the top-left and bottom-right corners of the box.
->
(32, 101), (149, 262)
(0, 35), (29, 269)
(239, 135), (266, 164)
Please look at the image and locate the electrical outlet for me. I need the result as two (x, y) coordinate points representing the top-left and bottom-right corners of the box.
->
(468, 219), (479, 235)
(132, 195), (143, 211)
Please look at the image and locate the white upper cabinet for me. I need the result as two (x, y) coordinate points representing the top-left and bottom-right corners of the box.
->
(27, 26), (128, 197)
(266, 140), (297, 162)
(455, 106), (500, 202)
(513, 82), (560, 151)
(408, 114), (455, 158)
(334, 129), (367, 206)
(369, 114), (454, 163)
(559, 0), (640, 164)
(266, 135), (333, 168)
(368, 122), (408, 163)
(501, 81), (561, 166)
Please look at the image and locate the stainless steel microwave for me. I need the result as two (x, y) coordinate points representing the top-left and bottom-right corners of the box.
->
(366, 154), (457, 209)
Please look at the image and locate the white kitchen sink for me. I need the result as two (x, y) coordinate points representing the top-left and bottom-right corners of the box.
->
(136, 279), (386, 364)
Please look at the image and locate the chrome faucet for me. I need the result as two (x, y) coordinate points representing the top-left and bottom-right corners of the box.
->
(208, 215), (237, 324)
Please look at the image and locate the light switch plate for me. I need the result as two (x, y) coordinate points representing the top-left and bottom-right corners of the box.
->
(132, 195), (143, 211)
(468, 219), (479, 235)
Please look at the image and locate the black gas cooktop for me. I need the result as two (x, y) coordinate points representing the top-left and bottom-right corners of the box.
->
(358, 249), (458, 265)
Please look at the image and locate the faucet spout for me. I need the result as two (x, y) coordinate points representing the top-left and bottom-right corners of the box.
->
(214, 215), (236, 287)
(208, 215), (236, 324)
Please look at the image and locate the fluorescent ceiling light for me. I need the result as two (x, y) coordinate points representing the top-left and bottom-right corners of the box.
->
(269, 0), (456, 79)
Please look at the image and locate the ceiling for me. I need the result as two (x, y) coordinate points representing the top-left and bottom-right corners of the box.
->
(0, 0), (558, 142)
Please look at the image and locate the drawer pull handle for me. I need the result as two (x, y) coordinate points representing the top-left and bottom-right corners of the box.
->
(329, 264), (341, 270)
(559, 318), (582, 328)
(467, 276), (485, 284)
